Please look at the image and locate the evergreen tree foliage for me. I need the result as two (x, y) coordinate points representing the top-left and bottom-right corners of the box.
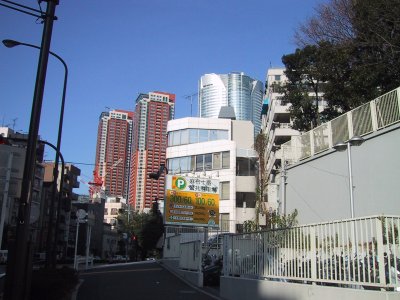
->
(117, 206), (163, 259)
(140, 202), (164, 259)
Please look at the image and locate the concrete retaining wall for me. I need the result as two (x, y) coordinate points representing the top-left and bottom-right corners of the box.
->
(160, 259), (203, 287)
(221, 276), (400, 300)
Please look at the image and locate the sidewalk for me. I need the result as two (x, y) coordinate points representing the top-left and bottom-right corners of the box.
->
(158, 260), (222, 300)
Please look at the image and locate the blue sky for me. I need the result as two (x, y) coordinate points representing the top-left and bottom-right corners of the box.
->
(1, 0), (324, 194)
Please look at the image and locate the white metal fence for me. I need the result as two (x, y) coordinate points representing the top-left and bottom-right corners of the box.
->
(164, 225), (228, 271)
(179, 240), (202, 271)
(223, 215), (400, 290)
(163, 234), (181, 258)
(281, 87), (400, 165)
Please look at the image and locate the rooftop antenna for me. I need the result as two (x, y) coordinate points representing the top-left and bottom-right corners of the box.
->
(184, 93), (198, 117)
(12, 118), (17, 130)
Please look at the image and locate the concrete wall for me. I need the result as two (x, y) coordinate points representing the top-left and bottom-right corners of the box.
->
(160, 259), (203, 287)
(221, 277), (399, 300)
(283, 124), (400, 224)
(232, 120), (254, 148)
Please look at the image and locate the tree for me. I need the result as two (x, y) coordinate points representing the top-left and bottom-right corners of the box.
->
(243, 220), (257, 233)
(140, 202), (164, 259)
(269, 209), (299, 229)
(254, 132), (268, 228)
(352, 0), (400, 93)
(117, 207), (152, 260)
(283, 0), (400, 129)
(281, 45), (324, 131)
(294, 0), (355, 47)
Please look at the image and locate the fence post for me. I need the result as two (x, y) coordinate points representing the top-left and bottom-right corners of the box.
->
(397, 87), (400, 118)
(197, 240), (203, 286)
(310, 226), (317, 282)
(370, 101), (379, 131)
(223, 234), (230, 277)
(347, 111), (354, 139)
(375, 217), (386, 286)
(309, 130), (315, 157)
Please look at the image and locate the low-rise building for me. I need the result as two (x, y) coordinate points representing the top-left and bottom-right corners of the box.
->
(166, 117), (263, 233)
(104, 196), (127, 228)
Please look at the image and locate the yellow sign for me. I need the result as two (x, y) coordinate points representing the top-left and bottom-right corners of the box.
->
(165, 189), (219, 227)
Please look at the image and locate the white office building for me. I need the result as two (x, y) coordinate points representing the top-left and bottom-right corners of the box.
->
(199, 72), (264, 136)
(166, 117), (263, 233)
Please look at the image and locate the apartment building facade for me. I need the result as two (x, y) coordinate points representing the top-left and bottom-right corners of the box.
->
(94, 109), (134, 199)
(129, 91), (175, 212)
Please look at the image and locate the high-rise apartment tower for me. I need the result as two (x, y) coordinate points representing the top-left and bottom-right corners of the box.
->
(128, 91), (175, 212)
(94, 109), (134, 199)
(198, 72), (264, 135)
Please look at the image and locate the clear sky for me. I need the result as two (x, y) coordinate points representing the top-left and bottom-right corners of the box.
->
(0, 0), (325, 194)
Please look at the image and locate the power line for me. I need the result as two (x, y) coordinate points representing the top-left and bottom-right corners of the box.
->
(287, 184), (324, 222)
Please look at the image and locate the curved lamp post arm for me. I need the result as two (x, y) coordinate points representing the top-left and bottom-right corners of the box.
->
(3, 38), (68, 268)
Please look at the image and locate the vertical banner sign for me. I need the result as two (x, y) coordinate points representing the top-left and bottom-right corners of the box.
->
(165, 175), (219, 227)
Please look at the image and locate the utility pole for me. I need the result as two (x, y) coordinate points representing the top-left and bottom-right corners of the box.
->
(4, 1), (59, 299)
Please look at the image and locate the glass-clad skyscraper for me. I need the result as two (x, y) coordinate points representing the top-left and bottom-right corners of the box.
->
(198, 72), (264, 135)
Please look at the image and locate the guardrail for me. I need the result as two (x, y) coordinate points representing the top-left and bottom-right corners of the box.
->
(74, 255), (94, 270)
(223, 215), (400, 291)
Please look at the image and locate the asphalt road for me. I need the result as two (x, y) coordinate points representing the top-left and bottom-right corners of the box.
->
(76, 261), (220, 300)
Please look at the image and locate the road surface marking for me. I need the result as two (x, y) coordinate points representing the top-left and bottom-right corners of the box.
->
(80, 268), (163, 276)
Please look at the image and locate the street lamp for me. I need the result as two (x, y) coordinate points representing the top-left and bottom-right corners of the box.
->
(1, 2), (58, 299)
(3, 38), (68, 268)
(333, 135), (365, 218)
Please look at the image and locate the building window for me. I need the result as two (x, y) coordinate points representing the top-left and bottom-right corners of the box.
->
(180, 129), (189, 145)
(236, 192), (256, 208)
(172, 131), (180, 146)
(168, 129), (228, 146)
(222, 151), (230, 168)
(220, 213), (230, 232)
(204, 153), (212, 170)
(104, 208), (108, 215)
(220, 182), (230, 200)
(236, 158), (257, 176)
(199, 129), (208, 143)
(189, 129), (198, 144)
(209, 130), (218, 141)
(213, 152), (221, 169)
(196, 155), (204, 171)
(111, 208), (118, 215)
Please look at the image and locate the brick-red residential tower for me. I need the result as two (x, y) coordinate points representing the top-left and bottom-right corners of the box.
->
(129, 91), (175, 211)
